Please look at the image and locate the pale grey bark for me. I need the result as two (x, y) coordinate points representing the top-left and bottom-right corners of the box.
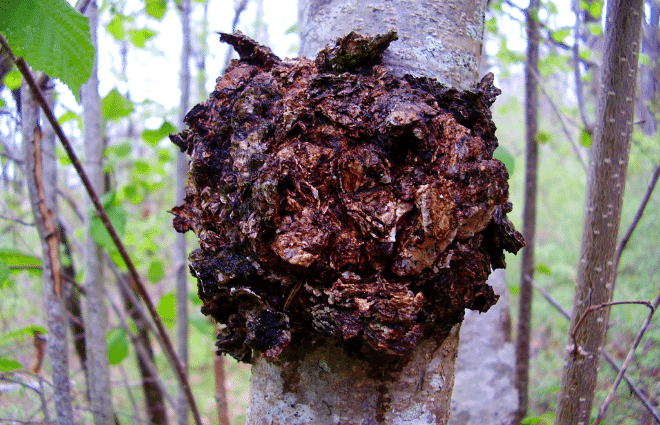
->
(298, 0), (486, 90)
(23, 83), (75, 425)
(449, 270), (517, 425)
(81, 2), (114, 424)
(176, 0), (192, 423)
(555, 0), (644, 423)
(244, 2), (489, 423)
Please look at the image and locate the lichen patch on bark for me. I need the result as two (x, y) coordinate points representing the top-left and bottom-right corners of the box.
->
(170, 31), (524, 363)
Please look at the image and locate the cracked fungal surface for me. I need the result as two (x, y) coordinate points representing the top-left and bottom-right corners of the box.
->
(170, 31), (524, 363)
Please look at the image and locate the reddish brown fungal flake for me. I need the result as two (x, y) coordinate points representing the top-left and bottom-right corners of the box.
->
(170, 31), (524, 363)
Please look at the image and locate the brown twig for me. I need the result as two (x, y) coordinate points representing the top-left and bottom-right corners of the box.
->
(0, 34), (203, 425)
(531, 281), (660, 422)
(570, 300), (654, 355)
(593, 287), (660, 425)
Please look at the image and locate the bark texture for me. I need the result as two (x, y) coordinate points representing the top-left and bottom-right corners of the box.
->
(555, 0), (644, 423)
(22, 83), (75, 425)
(81, 2), (114, 424)
(298, 0), (486, 90)
(515, 0), (540, 422)
(171, 28), (523, 423)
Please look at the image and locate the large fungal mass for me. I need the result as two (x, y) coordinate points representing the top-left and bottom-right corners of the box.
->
(170, 31), (524, 363)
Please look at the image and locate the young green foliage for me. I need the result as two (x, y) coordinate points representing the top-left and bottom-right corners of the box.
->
(0, 0), (94, 100)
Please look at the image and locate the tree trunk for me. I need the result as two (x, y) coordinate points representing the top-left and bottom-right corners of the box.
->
(81, 2), (115, 424)
(554, 0), (644, 423)
(22, 82), (75, 425)
(245, 1), (487, 424)
(514, 0), (540, 422)
(176, 0), (192, 423)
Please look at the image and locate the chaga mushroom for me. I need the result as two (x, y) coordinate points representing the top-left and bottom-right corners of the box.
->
(170, 31), (524, 363)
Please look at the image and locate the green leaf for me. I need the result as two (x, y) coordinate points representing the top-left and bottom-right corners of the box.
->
(157, 292), (176, 326)
(521, 416), (549, 425)
(579, 129), (592, 147)
(586, 22), (603, 37)
(128, 28), (157, 48)
(0, 98), (5, 107)
(145, 0), (167, 20)
(106, 328), (129, 365)
(189, 314), (210, 334)
(1, 325), (47, 343)
(494, 145), (515, 175)
(0, 249), (42, 276)
(58, 109), (82, 127)
(550, 27), (571, 44)
(285, 23), (298, 35)
(142, 121), (177, 145)
(134, 160), (150, 174)
(189, 291), (203, 306)
(105, 141), (132, 158)
(508, 283), (520, 295)
(106, 15), (127, 40)
(0, 358), (23, 372)
(0, 0), (94, 101)
(148, 260), (165, 283)
(101, 88), (134, 121)
(90, 192), (127, 249)
(537, 131), (551, 144)
(0, 260), (8, 285)
(3, 70), (22, 90)
(121, 183), (144, 204)
(536, 263), (552, 275)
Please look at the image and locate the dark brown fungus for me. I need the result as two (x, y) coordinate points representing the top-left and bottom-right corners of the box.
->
(170, 31), (524, 363)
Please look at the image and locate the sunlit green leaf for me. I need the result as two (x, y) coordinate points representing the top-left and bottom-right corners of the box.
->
(142, 121), (177, 145)
(145, 0), (167, 20)
(106, 15), (126, 40)
(0, 249), (42, 277)
(148, 259), (165, 283)
(106, 328), (129, 365)
(586, 22), (603, 37)
(128, 28), (157, 48)
(550, 27), (571, 44)
(157, 292), (176, 326)
(0, 0), (94, 101)
(579, 129), (592, 147)
(3, 70), (22, 90)
(537, 131), (551, 144)
(0, 98), (5, 107)
(135, 160), (150, 174)
(0, 358), (23, 372)
(285, 23), (298, 35)
(494, 145), (515, 175)
(58, 109), (82, 126)
(508, 283), (520, 295)
(105, 141), (132, 158)
(0, 325), (48, 343)
(536, 263), (551, 275)
(0, 260), (8, 285)
(101, 88), (134, 121)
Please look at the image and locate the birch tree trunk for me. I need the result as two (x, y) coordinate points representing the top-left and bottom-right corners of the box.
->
(176, 0), (192, 423)
(22, 82), (75, 425)
(81, 2), (114, 424)
(244, 2), (487, 423)
(555, 0), (644, 423)
(514, 0), (540, 422)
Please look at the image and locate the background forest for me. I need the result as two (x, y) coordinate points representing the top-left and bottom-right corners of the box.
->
(0, 0), (658, 424)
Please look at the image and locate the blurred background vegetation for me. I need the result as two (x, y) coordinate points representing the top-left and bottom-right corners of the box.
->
(0, 0), (658, 424)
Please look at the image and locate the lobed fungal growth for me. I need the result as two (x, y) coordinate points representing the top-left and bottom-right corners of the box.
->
(170, 31), (524, 363)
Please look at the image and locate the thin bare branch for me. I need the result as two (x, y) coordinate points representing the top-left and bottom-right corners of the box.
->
(570, 300), (654, 354)
(531, 281), (660, 422)
(0, 214), (35, 226)
(222, 0), (250, 71)
(0, 33), (203, 425)
(594, 287), (660, 425)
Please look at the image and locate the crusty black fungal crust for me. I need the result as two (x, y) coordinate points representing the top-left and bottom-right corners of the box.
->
(170, 31), (524, 363)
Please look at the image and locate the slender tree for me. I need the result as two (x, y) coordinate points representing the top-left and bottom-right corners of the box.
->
(176, 0), (192, 423)
(22, 81), (75, 425)
(515, 0), (540, 422)
(81, 2), (115, 423)
(555, 0), (644, 423)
